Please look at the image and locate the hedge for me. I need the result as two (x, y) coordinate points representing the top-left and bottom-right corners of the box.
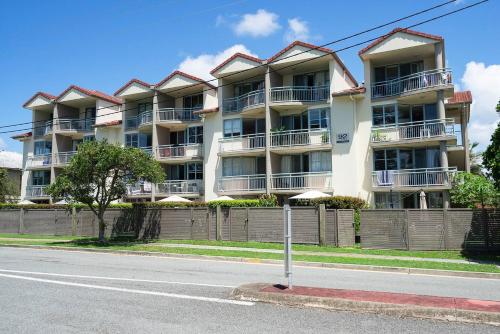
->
(0, 203), (133, 210)
(295, 196), (368, 210)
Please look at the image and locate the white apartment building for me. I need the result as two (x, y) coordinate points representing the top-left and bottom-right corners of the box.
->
(14, 28), (471, 208)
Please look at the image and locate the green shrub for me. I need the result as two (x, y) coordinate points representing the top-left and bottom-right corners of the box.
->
(133, 202), (206, 208)
(257, 194), (278, 207)
(0, 202), (132, 210)
(207, 199), (261, 208)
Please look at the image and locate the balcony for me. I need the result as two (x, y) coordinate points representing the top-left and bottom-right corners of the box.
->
(371, 68), (453, 99)
(217, 174), (266, 194)
(371, 167), (457, 190)
(156, 144), (203, 162)
(270, 129), (331, 153)
(271, 172), (333, 193)
(270, 85), (329, 104)
(140, 147), (153, 156)
(157, 108), (200, 122)
(126, 182), (152, 197)
(371, 119), (456, 147)
(33, 121), (53, 138)
(26, 154), (52, 170)
(53, 151), (76, 167)
(156, 180), (202, 197)
(218, 134), (265, 156)
(26, 185), (49, 199)
(223, 89), (265, 114)
(125, 112), (152, 130)
(55, 118), (94, 136)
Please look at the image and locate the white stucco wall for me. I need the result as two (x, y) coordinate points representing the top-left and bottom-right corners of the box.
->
(95, 99), (121, 125)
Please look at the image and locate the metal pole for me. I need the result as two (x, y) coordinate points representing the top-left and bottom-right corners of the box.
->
(283, 204), (292, 289)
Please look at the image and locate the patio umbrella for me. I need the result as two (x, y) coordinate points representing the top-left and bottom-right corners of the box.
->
(157, 195), (192, 203)
(17, 199), (35, 205)
(209, 195), (234, 201)
(54, 199), (69, 205)
(289, 190), (332, 200)
(419, 191), (428, 210)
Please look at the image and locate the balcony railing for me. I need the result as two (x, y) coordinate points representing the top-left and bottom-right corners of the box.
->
(157, 107), (201, 122)
(371, 167), (457, 188)
(371, 68), (452, 98)
(26, 154), (52, 169)
(270, 85), (329, 103)
(371, 119), (455, 144)
(55, 118), (94, 132)
(54, 151), (76, 166)
(271, 172), (333, 191)
(156, 180), (202, 196)
(219, 133), (265, 153)
(223, 89), (265, 113)
(157, 144), (203, 159)
(126, 182), (153, 196)
(33, 121), (53, 137)
(218, 174), (266, 193)
(125, 112), (152, 130)
(26, 185), (49, 198)
(140, 146), (153, 155)
(270, 129), (330, 148)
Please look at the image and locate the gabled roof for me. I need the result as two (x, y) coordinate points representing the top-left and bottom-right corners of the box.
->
(268, 41), (358, 87)
(210, 53), (264, 75)
(358, 28), (443, 56)
(331, 86), (366, 97)
(156, 70), (216, 89)
(22, 91), (56, 108)
(446, 91), (473, 105)
(56, 85), (123, 105)
(11, 131), (32, 140)
(114, 78), (152, 96)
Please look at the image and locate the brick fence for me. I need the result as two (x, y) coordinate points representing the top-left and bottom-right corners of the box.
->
(0, 206), (355, 247)
(360, 209), (500, 251)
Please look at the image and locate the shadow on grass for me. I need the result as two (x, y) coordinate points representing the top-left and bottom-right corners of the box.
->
(46, 237), (159, 248)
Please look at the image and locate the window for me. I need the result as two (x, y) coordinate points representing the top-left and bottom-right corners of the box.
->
(310, 151), (331, 172)
(83, 135), (95, 142)
(374, 61), (423, 83)
(223, 119), (241, 137)
(85, 107), (96, 120)
(125, 133), (138, 147)
(222, 157), (256, 176)
(374, 149), (397, 171)
(234, 81), (264, 96)
(32, 170), (50, 186)
(293, 71), (329, 87)
(187, 162), (203, 180)
(372, 105), (396, 126)
(138, 102), (153, 113)
(309, 108), (329, 129)
(427, 192), (443, 208)
(188, 126), (203, 144)
(375, 192), (401, 209)
(374, 148), (441, 171)
(183, 94), (203, 109)
(34, 141), (51, 155)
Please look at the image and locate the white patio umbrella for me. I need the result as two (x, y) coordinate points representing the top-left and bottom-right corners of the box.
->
(54, 199), (69, 205)
(419, 191), (428, 210)
(157, 195), (192, 203)
(209, 195), (234, 201)
(17, 199), (35, 205)
(289, 190), (332, 200)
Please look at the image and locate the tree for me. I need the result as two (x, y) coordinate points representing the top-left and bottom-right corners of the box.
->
(0, 168), (18, 202)
(47, 140), (164, 242)
(468, 141), (483, 176)
(450, 172), (499, 209)
(482, 122), (500, 189)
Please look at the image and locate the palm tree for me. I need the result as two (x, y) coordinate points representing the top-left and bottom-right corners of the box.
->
(469, 141), (483, 175)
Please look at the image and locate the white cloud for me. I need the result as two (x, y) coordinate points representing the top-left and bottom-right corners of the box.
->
(0, 150), (23, 169)
(215, 14), (226, 27)
(284, 18), (310, 42)
(460, 61), (500, 149)
(0, 137), (5, 150)
(178, 44), (258, 80)
(234, 9), (280, 37)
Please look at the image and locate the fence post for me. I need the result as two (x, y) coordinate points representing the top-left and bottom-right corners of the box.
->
(18, 208), (24, 234)
(318, 204), (326, 246)
(216, 205), (222, 241)
(71, 206), (77, 236)
(405, 209), (410, 250)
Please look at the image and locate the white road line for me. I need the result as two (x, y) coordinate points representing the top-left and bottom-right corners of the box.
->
(0, 272), (254, 306)
(0, 269), (235, 288)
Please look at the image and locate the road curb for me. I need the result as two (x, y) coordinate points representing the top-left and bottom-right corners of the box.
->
(231, 283), (500, 326)
(0, 243), (499, 280)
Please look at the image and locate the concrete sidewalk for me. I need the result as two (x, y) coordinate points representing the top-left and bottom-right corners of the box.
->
(231, 283), (500, 326)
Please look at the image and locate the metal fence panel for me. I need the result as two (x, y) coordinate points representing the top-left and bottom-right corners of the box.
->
(229, 208), (248, 241)
(0, 210), (20, 233)
(191, 208), (210, 240)
(325, 209), (337, 246)
(248, 208), (283, 242)
(361, 210), (407, 249)
(55, 209), (73, 236)
(159, 209), (192, 239)
(23, 209), (55, 235)
(408, 210), (445, 250)
(291, 207), (319, 244)
(337, 209), (355, 247)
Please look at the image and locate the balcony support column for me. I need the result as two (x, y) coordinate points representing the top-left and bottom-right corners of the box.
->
(443, 191), (450, 209)
(152, 91), (159, 203)
(440, 141), (448, 169)
(264, 65), (272, 195)
(435, 42), (444, 70)
(437, 90), (446, 120)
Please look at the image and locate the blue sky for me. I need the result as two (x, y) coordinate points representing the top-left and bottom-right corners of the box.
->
(1, 0), (499, 154)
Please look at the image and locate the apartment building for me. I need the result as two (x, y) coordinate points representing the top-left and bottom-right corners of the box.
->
(13, 28), (471, 208)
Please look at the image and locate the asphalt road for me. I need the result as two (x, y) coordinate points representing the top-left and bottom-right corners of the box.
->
(0, 247), (498, 334)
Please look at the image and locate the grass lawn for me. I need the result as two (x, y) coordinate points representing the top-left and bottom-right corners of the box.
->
(0, 234), (498, 274)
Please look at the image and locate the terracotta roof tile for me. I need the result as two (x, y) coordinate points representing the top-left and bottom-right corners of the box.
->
(359, 28), (443, 56)
(156, 70), (216, 90)
(210, 53), (263, 75)
(56, 85), (123, 105)
(114, 78), (152, 96)
(332, 86), (366, 97)
(11, 132), (32, 140)
(22, 91), (56, 108)
(447, 91), (473, 104)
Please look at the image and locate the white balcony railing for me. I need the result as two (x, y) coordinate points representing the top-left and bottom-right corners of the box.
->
(157, 144), (203, 159)
(26, 154), (52, 169)
(156, 180), (202, 196)
(371, 167), (457, 188)
(270, 85), (329, 103)
(218, 174), (266, 193)
(33, 121), (53, 137)
(157, 108), (201, 122)
(126, 182), (153, 196)
(271, 172), (332, 191)
(56, 118), (94, 132)
(219, 134), (265, 153)
(270, 129), (330, 148)
(371, 68), (452, 99)
(54, 151), (76, 166)
(371, 119), (455, 144)
(26, 185), (49, 198)
(223, 89), (265, 113)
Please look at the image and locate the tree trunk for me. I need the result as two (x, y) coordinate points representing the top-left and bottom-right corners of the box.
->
(98, 214), (106, 243)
